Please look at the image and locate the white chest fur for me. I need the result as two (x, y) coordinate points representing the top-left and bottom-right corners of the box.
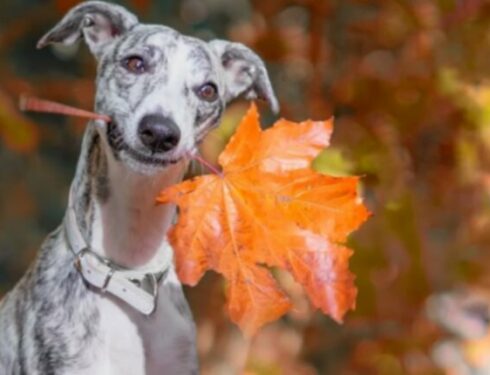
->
(72, 269), (197, 375)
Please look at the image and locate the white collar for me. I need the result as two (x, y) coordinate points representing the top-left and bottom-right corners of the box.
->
(64, 190), (173, 315)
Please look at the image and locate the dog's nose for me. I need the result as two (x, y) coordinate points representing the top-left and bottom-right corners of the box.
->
(138, 115), (181, 153)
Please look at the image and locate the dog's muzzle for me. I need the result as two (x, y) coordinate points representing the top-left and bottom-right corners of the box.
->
(106, 121), (182, 167)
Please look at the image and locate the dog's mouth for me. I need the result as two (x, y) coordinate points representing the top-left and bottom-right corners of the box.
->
(106, 121), (183, 167)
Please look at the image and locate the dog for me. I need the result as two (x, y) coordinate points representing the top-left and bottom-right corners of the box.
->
(0, 1), (278, 374)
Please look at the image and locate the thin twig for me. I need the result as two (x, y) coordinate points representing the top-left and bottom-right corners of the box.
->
(19, 95), (111, 123)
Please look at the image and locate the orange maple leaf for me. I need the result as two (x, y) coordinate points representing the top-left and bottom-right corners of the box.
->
(157, 104), (371, 335)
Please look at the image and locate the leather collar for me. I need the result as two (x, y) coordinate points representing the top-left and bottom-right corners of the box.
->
(64, 190), (173, 315)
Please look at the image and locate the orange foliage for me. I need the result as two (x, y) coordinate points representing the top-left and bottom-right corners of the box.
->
(54, 0), (79, 14)
(158, 104), (370, 335)
(129, 0), (152, 14)
(0, 90), (39, 153)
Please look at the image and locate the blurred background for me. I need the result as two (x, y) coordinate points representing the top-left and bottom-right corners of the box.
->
(3, 0), (490, 374)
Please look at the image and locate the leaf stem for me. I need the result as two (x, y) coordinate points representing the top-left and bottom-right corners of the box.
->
(190, 153), (224, 177)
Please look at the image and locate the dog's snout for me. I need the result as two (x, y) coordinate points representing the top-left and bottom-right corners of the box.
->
(138, 115), (181, 153)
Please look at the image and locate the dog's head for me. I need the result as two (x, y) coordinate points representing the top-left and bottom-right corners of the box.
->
(38, 1), (278, 174)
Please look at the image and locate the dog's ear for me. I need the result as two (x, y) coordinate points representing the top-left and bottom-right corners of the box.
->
(208, 40), (279, 114)
(37, 1), (138, 58)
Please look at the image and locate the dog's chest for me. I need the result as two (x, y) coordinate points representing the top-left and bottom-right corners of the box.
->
(81, 272), (197, 375)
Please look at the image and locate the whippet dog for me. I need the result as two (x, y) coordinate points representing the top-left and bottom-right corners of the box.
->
(0, 1), (278, 374)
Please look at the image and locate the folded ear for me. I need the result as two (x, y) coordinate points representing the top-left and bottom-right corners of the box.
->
(208, 40), (279, 114)
(37, 1), (138, 58)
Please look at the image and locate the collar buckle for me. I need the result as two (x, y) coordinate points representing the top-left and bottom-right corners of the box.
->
(72, 246), (166, 315)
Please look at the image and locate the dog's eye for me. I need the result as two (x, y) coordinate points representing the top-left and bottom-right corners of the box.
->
(123, 56), (146, 74)
(196, 83), (218, 102)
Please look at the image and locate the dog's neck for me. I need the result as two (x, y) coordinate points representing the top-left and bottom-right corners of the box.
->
(68, 125), (186, 271)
